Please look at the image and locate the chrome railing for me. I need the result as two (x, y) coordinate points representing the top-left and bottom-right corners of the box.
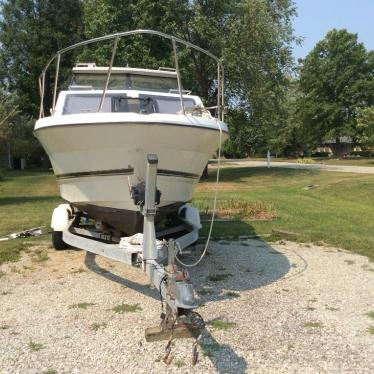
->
(38, 29), (224, 121)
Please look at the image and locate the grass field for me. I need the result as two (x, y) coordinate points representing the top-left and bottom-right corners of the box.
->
(1, 167), (373, 264)
(194, 167), (374, 259)
(0, 170), (61, 263)
(318, 158), (374, 167)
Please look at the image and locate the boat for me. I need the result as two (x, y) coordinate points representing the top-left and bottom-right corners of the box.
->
(34, 30), (229, 358)
(34, 30), (228, 236)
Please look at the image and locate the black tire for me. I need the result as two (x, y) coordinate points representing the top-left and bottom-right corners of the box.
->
(52, 230), (69, 250)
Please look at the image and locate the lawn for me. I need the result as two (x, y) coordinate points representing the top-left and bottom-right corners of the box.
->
(0, 169), (61, 263)
(194, 167), (374, 259)
(318, 158), (374, 167)
(0, 167), (373, 264)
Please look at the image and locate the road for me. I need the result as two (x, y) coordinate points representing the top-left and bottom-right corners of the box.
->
(220, 159), (374, 174)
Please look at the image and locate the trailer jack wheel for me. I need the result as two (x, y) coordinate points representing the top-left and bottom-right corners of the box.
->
(52, 230), (69, 250)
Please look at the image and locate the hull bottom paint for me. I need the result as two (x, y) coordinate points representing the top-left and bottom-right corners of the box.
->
(74, 202), (183, 235)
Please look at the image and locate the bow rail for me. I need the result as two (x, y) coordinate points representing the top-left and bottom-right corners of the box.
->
(38, 29), (224, 121)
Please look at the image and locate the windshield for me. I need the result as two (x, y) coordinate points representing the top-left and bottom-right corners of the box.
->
(71, 73), (179, 93)
(63, 93), (196, 115)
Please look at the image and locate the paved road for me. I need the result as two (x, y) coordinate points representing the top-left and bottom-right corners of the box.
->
(221, 159), (374, 174)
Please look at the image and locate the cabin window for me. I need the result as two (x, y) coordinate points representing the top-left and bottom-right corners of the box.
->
(71, 73), (179, 93)
(63, 94), (195, 115)
(63, 95), (111, 114)
(112, 96), (157, 114)
(154, 96), (195, 114)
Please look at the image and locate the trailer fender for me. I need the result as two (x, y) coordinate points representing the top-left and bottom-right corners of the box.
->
(178, 204), (202, 230)
(51, 204), (72, 232)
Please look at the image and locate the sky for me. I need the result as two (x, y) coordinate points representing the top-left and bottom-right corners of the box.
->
(292, 0), (374, 60)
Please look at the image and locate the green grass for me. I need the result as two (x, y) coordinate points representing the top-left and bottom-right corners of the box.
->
(198, 287), (215, 295)
(0, 170), (61, 265)
(90, 322), (107, 331)
(112, 303), (142, 314)
(195, 167), (374, 259)
(71, 267), (87, 274)
(31, 249), (49, 263)
(304, 321), (323, 328)
(28, 340), (44, 351)
(174, 358), (186, 368)
(366, 311), (374, 320)
(68, 302), (95, 310)
(207, 319), (237, 330)
(224, 291), (240, 298)
(344, 260), (355, 265)
(207, 273), (232, 282)
(367, 326), (374, 335)
(326, 306), (339, 311)
(1, 167), (374, 266)
(319, 158), (374, 167)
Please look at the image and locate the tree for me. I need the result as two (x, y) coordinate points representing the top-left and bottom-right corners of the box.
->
(357, 107), (374, 148)
(0, 0), (297, 158)
(0, 0), (84, 117)
(0, 89), (41, 167)
(223, 0), (298, 155)
(296, 29), (374, 154)
(0, 90), (19, 167)
(81, 0), (297, 155)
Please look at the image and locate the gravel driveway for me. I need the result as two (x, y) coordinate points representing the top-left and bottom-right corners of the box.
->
(1, 239), (373, 373)
(220, 159), (374, 174)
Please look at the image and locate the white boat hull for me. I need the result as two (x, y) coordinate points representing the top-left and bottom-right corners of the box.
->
(35, 113), (228, 234)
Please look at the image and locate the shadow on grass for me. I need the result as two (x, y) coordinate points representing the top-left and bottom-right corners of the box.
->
(82, 220), (296, 373)
(0, 195), (60, 206)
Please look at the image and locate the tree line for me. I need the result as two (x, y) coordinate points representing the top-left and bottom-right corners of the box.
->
(0, 0), (373, 167)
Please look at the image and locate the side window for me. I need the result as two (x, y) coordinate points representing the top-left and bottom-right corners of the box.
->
(154, 97), (195, 114)
(63, 95), (111, 114)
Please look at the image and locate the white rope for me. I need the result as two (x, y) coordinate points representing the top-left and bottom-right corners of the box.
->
(175, 120), (223, 267)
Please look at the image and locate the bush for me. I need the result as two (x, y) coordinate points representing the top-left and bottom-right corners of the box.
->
(296, 158), (316, 164)
(222, 139), (246, 159)
(349, 150), (374, 157)
(311, 152), (331, 158)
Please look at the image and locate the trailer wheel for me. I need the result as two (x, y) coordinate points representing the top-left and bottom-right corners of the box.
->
(52, 230), (68, 250)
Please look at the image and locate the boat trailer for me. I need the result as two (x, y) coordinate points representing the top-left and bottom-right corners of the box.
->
(52, 154), (205, 364)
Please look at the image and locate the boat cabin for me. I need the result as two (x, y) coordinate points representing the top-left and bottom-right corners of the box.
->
(56, 63), (202, 116)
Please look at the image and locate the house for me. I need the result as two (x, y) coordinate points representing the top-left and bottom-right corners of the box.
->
(314, 136), (361, 156)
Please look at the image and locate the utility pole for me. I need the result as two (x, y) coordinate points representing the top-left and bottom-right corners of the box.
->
(267, 149), (271, 168)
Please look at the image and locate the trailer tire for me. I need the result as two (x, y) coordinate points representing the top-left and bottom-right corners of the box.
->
(52, 230), (69, 250)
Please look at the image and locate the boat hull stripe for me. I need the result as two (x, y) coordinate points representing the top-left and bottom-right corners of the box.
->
(56, 168), (134, 179)
(157, 169), (199, 179)
(56, 168), (199, 180)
